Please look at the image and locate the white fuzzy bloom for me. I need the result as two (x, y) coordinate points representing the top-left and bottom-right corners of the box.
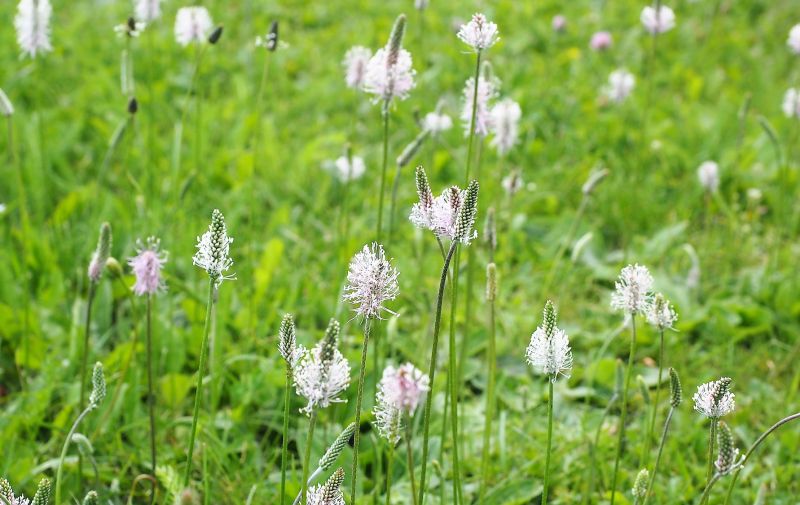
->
(363, 47), (416, 103)
(373, 363), (429, 444)
(461, 76), (497, 137)
(490, 98), (522, 155)
(646, 293), (677, 330)
(115, 19), (147, 38)
(423, 111), (453, 134)
(697, 161), (720, 193)
(611, 264), (654, 315)
(306, 480), (346, 505)
(782, 88), (800, 118)
(192, 209), (235, 286)
(0, 89), (14, 117)
(525, 306), (573, 382)
(343, 243), (400, 320)
(343, 46), (372, 90)
(693, 378), (735, 419)
(135, 0), (163, 22)
(605, 69), (636, 103)
(174, 7), (213, 46)
(788, 24), (800, 54)
(328, 155), (366, 182)
(457, 13), (499, 52)
(15, 0), (53, 58)
(641, 5), (676, 35)
(293, 340), (351, 415)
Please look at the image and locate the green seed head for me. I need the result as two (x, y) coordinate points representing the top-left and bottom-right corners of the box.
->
(278, 313), (297, 367)
(669, 367), (682, 407)
(454, 180), (479, 244)
(0, 479), (14, 501)
(32, 478), (51, 505)
(89, 362), (106, 407)
(632, 468), (649, 498)
(319, 423), (356, 471)
(88, 222), (112, 283)
(542, 300), (557, 338)
(321, 468), (345, 502)
(715, 421), (740, 475)
(415, 166), (434, 211)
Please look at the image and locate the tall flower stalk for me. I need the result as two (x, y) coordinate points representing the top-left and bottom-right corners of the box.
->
(642, 368), (682, 504)
(363, 14), (415, 243)
(693, 377), (735, 505)
(278, 313), (297, 505)
(609, 264), (655, 505)
(642, 294), (677, 465)
(696, 422), (744, 504)
(55, 362), (106, 505)
(292, 422), (356, 505)
(525, 301), (574, 504)
(128, 237), (167, 503)
(342, 243), (399, 504)
(184, 209), (234, 486)
(478, 261), (497, 500)
(410, 168), (479, 505)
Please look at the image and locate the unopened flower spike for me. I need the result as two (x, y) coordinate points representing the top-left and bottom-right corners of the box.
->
(715, 421), (744, 475)
(454, 180), (480, 244)
(279, 313), (299, 368)
(88, 222), (112, 283)
(89, 362), (106, 408)
(31, 478), (51, 505)
(669, 367), (683, 407)
(82, 491), (99, 505)
(307, 468), (346, 505)
(319, 423), (356, 471)
(192, 209), (235, 286)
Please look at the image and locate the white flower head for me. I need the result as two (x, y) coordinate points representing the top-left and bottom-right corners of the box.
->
(611, 264), (654, 315)
(174, 6), (213, 46)
(115, 18), (147, 38)
(363, 47), (416, 104)
(294, 320), (351, 415)
(693, 377), (735, 419)
(646, 293), (677, 330)
(410, 168), (479, 245)
(343, 243), (400, 320)
(373, 363), (429, 445)
(457, 13), (499, 52)
(192, 209), (235, 286)
(789, 24), (800, 55)
(135, 0), (163, 22)
(782, 88), (800, 118)
(307, 468), (346, 505)
(641, 5), (676, 35)
(525, 301), (573, 382)
(490, 98), (522, 155)
(15, 0), (53, 58)
(461, 75), (497, 137)
(327, 155), (366, 182)
(605, 69), (635, 103)
(423, 111), (453, 134)
(343, 46), (372, 90)
(697, 160), (720, 193)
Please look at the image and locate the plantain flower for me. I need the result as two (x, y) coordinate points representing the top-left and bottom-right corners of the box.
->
(192, 209), (235, 286)
(293, 320), (350, 415)
(135, 0), (163, 22)
(641, 5), (676, 35)
(610, 264), (654, 315)
(15, 0), (52, 58)
(174, 6), (213, 46)
(697, 161), (720, 193)
(693, 377), (735, 419)
(343, 243), (400, 320)
(128, 237), (167, 296)
(605, 69), (635, 103)
(490, 98), (521, 155)
(646, 293), (677, 330)
(343, 46), (372, 90)
(461, 75), (497, 137)
(525, 300), (573, 382)
(457, 13), (499, 52)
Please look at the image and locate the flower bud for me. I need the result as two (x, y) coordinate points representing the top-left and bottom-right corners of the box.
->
(208, 26), (223, 44)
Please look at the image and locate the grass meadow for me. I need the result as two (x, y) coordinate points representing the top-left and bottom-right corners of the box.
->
(1, 0), (800, 503)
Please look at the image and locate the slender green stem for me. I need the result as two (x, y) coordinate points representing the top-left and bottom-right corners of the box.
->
(478, 286), (497, 500)
(723, 412), (800, 504)
(55, 405), (95, 505)
(385, 444), (395, 505)
(146, 295), (157, 504)
(610, 317), (638, 505)
(464, 51), (482, 185)
(183, 280), (216, 487)
(643, 407), (675, 505)
(376, 105), (390, 243)
(79, 283), (97, 489)
(301, 411), (318, 505)
(702, 419), (719, 505)
(448, 246), (464, 505)
(542, 380), (555, 505)
(350, 320), (373, 505)
(417, 242), (457, 505)
(404, 415), (418, 505)
(280, 367), (292, 505)
(644, 329), (665, 465)
(697, 473), (722, 505)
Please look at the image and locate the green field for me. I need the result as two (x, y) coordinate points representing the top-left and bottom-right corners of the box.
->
(2, 0), (800, 503)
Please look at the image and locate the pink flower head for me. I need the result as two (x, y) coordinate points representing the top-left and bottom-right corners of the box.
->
(461, 75), (497, 137)
(128, 237), (167, 296)
(380, 363), (430, 413)
(590, 31), (613, 51)
(343, 46), (372, 90)
(552, 15), (567, 33)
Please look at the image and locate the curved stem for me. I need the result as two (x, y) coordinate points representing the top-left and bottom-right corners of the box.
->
(280, 368), (292, 505)
(697, 473), (721, 505)
(146, 295), (157, 504)
(644, 329), (665, 465)
(350, 320), (372, 505)
(642, 407), (675, 505)
(55, 406), (94, 505)
(417, 242), (457, 505)
(723, 412), (800, 505)
(542, 380), (555, 505)
(376, 106), (390, 243)
(610, 317), (637, 505)
(183, 280), (216, 486)
(448, 246), (464, 505)
(301, 411), (318, 505)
